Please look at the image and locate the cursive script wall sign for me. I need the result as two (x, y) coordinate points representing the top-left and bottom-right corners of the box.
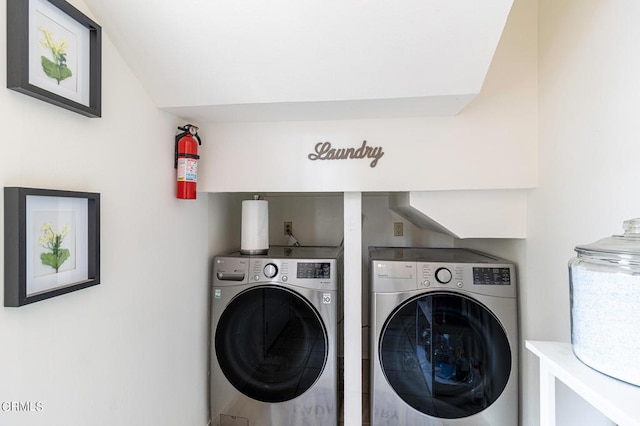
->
(308, 141), (384, 168)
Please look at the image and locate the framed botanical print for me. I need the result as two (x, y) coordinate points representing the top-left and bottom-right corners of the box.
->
(4, 187), (100, 306)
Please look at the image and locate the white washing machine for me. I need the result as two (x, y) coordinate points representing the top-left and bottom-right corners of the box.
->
(211, 246), (342, 426)
(369, 247), (518, 426)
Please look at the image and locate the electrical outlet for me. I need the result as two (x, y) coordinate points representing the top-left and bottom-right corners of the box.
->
(284, 221), (292, 235)
(393, 222), (404, 236)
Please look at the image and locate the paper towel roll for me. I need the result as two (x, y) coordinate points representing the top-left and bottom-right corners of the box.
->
(241, 199), (269, 255)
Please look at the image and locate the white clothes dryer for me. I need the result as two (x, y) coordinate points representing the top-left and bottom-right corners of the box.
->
(369, 247), (518, 426)
(211, 246), (342, 426)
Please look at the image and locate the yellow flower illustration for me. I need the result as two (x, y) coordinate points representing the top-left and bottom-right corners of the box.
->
(38, 26), (72, 84)
(38, 222), (70, 273)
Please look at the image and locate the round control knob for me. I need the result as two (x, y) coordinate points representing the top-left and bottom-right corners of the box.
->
(422, 280), (431, 287)
(435, 267), (452, 284)
(263, 263), (278, 278)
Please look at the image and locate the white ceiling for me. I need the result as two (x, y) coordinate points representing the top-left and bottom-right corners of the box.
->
(83, 0), (514, 123)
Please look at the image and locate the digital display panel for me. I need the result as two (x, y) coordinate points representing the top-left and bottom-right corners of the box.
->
(297, 262), (331, 279)
(473, 267), (511, 285)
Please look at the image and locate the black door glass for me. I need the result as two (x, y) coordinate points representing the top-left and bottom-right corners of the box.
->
(379, 292), (511, 419)
(216, 286), (327, 403)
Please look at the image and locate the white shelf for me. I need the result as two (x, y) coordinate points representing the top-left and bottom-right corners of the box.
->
(526, 340), (640, 426)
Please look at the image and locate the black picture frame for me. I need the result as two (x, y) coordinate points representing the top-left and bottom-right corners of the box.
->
(4, 187), (100, 307)
(6, 0), (102, 117)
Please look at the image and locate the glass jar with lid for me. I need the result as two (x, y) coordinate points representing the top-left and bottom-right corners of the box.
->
(569, 218), (640, 386)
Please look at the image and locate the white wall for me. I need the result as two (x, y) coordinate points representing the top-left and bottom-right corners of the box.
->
(0, 1), (217, 424)
(520, 0), (640, 425)
(196, 0), (537, 194)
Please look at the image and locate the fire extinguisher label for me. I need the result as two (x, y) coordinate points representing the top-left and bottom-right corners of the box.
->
(177, 158), (198, 182)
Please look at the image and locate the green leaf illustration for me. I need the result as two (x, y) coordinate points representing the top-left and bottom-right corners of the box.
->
(38, 26), (72, 85)
(41, 56), (72, 85)
(40, 248), (70, 273)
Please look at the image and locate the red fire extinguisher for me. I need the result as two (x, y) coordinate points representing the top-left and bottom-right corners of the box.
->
(175, 124), (202, 199)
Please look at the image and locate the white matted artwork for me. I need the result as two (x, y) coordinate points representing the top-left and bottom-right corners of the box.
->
(28, 0), (90, 106)
(26, 196), (89, 296)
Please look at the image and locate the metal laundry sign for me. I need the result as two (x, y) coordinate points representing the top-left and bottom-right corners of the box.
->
(308, 140), (384, 168)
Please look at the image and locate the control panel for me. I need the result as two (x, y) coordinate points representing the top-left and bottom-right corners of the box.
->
(419, 263), (466, 289)
(214, 256), (337, 291)
(418, 263), (513, 290)
(370, 248), (516, 298)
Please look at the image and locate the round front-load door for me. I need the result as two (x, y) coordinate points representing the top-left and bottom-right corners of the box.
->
(215, 285), (328, 403)
(379, 292), (511, 419)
